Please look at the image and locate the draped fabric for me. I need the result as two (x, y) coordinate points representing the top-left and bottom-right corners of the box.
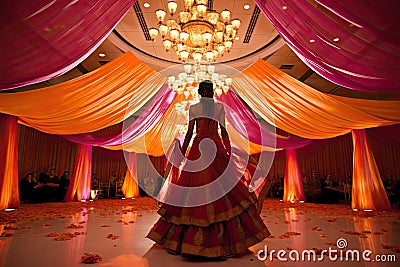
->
(218, 89), (311, 149)
(122, 152), (139, 198)
(0, 52), (166, 134)
(65, 145), (92, 201)
(234, 59), (400, 139)
(65, 84), (176, 146)
(283, 149), (305, 202)
(351, 129), (391, 211)
(103, 93), (183, 156)
(0, 114), (19, 209)
(255, 0), (400, 92)
(0, 0), (135, 90)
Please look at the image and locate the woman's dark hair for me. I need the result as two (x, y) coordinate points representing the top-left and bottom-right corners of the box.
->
(198, 80), (214, 118)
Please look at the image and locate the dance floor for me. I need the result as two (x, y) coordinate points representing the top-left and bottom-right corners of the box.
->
(1, 198), (399, 267)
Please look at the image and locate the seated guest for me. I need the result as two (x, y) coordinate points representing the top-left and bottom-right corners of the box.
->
(321, 173), (339, 203)
(20, 172), (39, 203)
(91, 173), (99, 190)
(58, 170), (70, 201)
(304, 171), (321, 203)
(39, 167), (59, 202)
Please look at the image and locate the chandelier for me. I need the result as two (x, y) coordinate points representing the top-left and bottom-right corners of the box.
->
(170, 64), (232, 135)
(148, 0), (241, 63)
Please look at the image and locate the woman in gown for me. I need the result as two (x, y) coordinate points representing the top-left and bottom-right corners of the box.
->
(146, 80), (270, 258)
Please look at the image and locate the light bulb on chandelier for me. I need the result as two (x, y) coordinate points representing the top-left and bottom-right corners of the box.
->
(148, 0), (241, 63)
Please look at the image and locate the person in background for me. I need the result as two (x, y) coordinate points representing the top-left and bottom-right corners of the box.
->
(58, 170), (70, 201)
(20, 172), (39, 203)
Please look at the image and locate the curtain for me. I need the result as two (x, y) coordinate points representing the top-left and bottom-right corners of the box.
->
(0, 52), (166, 134)
(65, 84), (176, 146)
(0, 114), (19, 209)
(0, 0), (135, 90)
(18, 125), (78, 180)
(351, 129), (391, 211)
(122, 152), (139, 198)
(234, 59), (400, 139)
(65, 144), (92, 201)
(255, 0), (400, 92)
(217, 89), (311, 149)
(283, 149), (305, 202)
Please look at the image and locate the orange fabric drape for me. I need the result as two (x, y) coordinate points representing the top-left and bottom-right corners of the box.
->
(122, 152), (139, 198)
(0, 52), (166, 134)
(351, 129), (391, 211)
(0, 114), (20, 209)
(234, 59), (400, 139)
(283, 149), (305, 202)
(65, 144), (92, 201)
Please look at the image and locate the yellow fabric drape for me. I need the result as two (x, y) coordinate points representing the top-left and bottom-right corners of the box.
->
(233, 59), (400, 139)
(65, 144), (92, 201)
(351, 129), (391, 211)
(0, 52), (166, 134)
(122, 152), (139, 198)
(283, 149), (305, 202)
(0, 114), (19, 209)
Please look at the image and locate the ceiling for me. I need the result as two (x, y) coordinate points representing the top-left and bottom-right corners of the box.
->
(13, 0), (400, 101)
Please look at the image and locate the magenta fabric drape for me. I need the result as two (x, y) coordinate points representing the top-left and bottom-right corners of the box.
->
(0, 0), (135, 90)
(351, 129), (391, 211)
(218, 89), (311, 149)
(65, 144), (92, 201)
(255, 0), (400, 92)
(283, 149), (305, 202)
(0, 114), (20, 209)
(64, 84), (176, 146)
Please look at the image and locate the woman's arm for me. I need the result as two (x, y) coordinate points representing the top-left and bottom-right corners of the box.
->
(181, 115), (195, 156)
(218, 105), (231, 153)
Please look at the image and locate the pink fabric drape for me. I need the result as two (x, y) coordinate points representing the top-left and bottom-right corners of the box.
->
(217, 89), (311, 149)
(65, 84), (176, 146)
(0, 0), (135, 90)
(65, 144), (92, 201)
(351, 129), (391, 211)
(283, 149), (305, 202)
(255, 0), (400, 92)
(0, 114), (20, 209)
(122, 152), (139, 198)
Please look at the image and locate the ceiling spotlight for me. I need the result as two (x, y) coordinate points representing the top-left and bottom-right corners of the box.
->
(282, 6), (288, 10)
(243, 4), (251, 10)
(309, 39), (315, 43)
(144, 2), (150, 8)
(333, 37), (340, 42)
(98, 53), (106, 57)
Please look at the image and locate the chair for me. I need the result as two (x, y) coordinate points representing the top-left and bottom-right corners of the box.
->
(343, 181), (351, 204)
(99, 180), (111, 198)
(115, 180), (124, 198)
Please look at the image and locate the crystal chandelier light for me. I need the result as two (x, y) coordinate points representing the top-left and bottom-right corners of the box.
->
(168, 64), (232, 102)
(170, 64), (232, 135)
(148, 0), (241, 63)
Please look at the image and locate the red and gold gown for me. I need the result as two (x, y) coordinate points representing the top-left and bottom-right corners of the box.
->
(146, 102), (270, 257)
